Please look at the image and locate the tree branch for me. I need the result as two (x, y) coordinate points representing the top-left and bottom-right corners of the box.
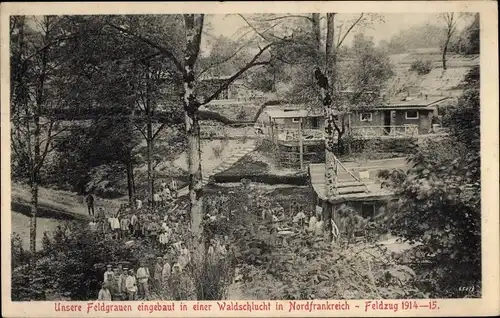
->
(106, 23), (183, 73)
(134, 122), (147, 139)
(10, 129), (30, 169)
(255, 14), (314, 23)
(197, 43), (247, 80)
(238, 15), (285, 43)
(200, 53), (272, 106)
(152, 122), (167, 141)
(336, 13), (364, 49)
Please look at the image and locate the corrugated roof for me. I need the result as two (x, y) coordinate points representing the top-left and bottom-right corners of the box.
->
(266, 108), (324, 119)
(380, 96), (450, 108)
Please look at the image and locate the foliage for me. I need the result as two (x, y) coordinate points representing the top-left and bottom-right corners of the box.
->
(461, 13), (480, 55)
(11, 233), (31, 269)
(379, 70), (480, 297)
(410, 59), (433, 75)
(47, 119), (141, 194)
(345, 34), (394, 108)
(10, 16), (77, 184)
(350, 137), (418, 155)
(221, 186), (425, 300)
(12, 221), (136, 301)
(190, 251), (235, 300)
(379, 23), (445, 54)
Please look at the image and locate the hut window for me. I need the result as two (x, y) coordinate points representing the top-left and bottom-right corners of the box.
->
(360, 112), (373, 122)
(311, 117), (320, 129)
(361, 203), (375, 219)
(292, 118), (300, 123)
(405, 110), (419, 119)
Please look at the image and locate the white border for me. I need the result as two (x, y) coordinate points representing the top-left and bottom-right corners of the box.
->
(1, 2), (498, 317)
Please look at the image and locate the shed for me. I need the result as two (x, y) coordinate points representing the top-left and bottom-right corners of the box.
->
(308, 157), (409, 226)
(309, 163), (394, 205)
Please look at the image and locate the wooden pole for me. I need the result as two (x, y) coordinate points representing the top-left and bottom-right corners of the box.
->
(347, 113), (352, 155)
(269, 116), (275, 145)
(299, 117), (304, 170)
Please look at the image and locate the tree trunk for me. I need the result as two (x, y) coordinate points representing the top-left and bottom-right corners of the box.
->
(146, 134), (153, 205)
(442, 36), (450, 71)
(337, 131), (345, 155)
(323, 13), (338, 240)
(29, 181), (39, 256)
(184, 14), (205, 239)
(311, 14), (321, 54)
(30, 21), (47, 256)
(126, 158), (135, 207)
(131, 163), (136, 198)
(145, 65), (154, 205)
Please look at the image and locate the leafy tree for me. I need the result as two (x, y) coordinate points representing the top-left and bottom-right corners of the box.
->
(464, 13), (480, 55)
(379, 66), (480, 297)
(10, 16), (83, 255)
(11, 233), (30, 269)
(11, 221), (136, 301)
(104, 14), (289, 240)
(451, 13), (480, 55)
(340, 34), (394, 152)
(380, 24), (445, 54)
(43, 16), (184, 204)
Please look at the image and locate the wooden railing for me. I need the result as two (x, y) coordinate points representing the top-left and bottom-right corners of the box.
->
(200, 122), (260, 139)
(205, 97), (267, 105)
(268, 124), (420, 142)
(350, 125), (419, 138)
(200, 123), (421, 141)
(274, 128), (324, 141)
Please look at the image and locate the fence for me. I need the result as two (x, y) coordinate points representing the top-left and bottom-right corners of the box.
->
(274, 128), (325, 142)
(350, 125), (419, 139)
(200, 122), (260, 139)
(268, 124), (420, 143)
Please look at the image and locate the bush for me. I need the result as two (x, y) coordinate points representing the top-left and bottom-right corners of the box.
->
(190, 251), (235, 300)
(235, 107), (248, 121)
(410, 59), (433, 75)
(11, 233), (31, 270)
(350, 138), (417, 155)
(12, 221), (136, 301)
(379, 136), (481, 298)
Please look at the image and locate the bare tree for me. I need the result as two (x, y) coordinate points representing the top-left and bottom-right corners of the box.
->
(439, 13), (463, 71)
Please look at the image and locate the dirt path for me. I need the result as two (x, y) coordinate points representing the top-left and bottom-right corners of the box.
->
(11, 183), (123, 220)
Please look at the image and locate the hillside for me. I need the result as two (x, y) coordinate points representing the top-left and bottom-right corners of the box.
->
(386, 52), (479, 97)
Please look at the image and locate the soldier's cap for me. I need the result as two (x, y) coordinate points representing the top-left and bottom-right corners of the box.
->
(107, 264), (112, 268)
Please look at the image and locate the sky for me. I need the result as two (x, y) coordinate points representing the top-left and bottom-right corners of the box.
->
(202, 13), (471, 49)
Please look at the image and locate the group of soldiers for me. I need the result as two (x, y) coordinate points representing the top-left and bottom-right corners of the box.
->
(152, 180), (179, 208)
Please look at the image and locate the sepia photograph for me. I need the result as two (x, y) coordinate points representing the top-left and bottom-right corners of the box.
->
(1, 2), (498, 317)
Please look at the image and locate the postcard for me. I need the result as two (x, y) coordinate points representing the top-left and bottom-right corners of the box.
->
(1, 1), (498, 317)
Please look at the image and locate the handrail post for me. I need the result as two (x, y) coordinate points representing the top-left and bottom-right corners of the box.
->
(299, 117), (304, 170)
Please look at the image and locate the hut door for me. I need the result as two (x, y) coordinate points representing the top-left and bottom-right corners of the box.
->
(390, 111), (396, 134)
(383, 111), (391, 135)
(311, 117), (320, 129)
